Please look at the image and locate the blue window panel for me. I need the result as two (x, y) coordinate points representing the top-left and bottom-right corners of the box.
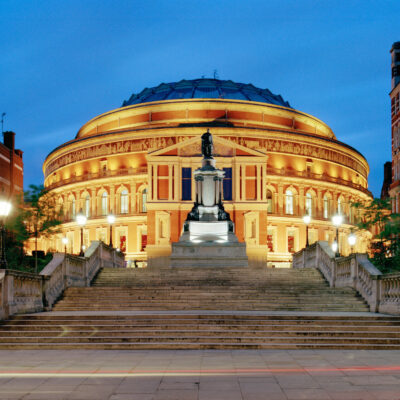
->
(223, 168), (232, 201)
(182, 167), (192, 179)
(182, 168), (192, 200)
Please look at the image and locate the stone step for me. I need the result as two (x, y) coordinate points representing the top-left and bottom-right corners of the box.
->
(3, 329), (400, 338)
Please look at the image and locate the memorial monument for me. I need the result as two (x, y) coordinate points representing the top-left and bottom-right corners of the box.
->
(170, 130), (248, 267)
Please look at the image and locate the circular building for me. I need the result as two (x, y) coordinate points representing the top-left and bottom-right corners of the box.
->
(41, 78), (372, 267)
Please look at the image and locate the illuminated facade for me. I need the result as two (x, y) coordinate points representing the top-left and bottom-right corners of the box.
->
(41, 79), (372, 267)
(390, 42), (400, 211)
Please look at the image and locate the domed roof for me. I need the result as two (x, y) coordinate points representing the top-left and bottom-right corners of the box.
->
(122, 78), (291, 108)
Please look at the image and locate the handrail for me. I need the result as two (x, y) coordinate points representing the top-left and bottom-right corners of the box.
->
(267, 166), (371, 195)
(0, 241), (125, 320)
(293, 241), (399, 314)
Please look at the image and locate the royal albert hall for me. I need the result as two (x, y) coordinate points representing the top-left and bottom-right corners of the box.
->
(41, 78), (372, 267)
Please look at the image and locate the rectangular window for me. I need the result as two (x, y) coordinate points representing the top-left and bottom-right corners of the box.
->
(223, 168), (232, 200)
(141, 234), (147, 252)
(119, 235), (126, 253)
(288, 231), (295, 253)
(267, 229), (274, 253)
(182, 168), (192, 201)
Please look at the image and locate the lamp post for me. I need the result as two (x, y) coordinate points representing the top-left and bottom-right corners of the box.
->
(0, 196), (11, 268)
(348, 232), (356, 254)
(76, 210), (87, 256)
(107, 214), (115, 247)
(303, 214), (311, 247)
(332, 214), (343, 257)
(62, 237), (68, 254)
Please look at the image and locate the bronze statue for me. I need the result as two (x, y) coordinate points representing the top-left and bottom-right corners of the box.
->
(201, 129), (213, 159)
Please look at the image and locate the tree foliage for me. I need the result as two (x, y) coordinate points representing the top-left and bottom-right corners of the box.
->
(6, 184), (63, 272)
(352, 198), (400, 273)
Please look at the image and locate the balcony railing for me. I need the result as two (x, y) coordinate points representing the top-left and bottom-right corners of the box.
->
(267, 167), (371, 196)
(46, 167), (148, 190)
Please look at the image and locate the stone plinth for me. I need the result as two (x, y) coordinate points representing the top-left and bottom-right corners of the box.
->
(170, 241), (248, 268)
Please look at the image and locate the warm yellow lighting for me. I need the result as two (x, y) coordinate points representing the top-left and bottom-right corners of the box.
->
(303, 215), (311, 225)
(62, 237), (68, 245)
(0, 200), (11, 217)
(107, 214), (115, 224)
(348, 233), (356, 247)
(76, 212), (87, 226)
(332, 214), (343, 227)
(331, 241), (338, 253)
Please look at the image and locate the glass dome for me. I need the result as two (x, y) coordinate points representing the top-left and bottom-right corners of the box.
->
(122, 78), (291, 108)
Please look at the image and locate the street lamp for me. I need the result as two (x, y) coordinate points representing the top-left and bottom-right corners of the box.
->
(107, 214), (115, 247)
(76, 210), (87, 256)
(62, 237), (68, 254)
(332, 214), (343, 257)
(348, 232), (357, 254)
(303, 214), (311, 247)
(0, 196), (11, 268)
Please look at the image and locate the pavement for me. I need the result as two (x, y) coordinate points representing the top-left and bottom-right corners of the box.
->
(0, 350), (400, 399)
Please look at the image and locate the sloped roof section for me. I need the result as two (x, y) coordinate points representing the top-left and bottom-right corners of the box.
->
(122, 78), (292, 108)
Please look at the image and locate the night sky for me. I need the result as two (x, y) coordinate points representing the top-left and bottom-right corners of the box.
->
(0, 1), (399, 197)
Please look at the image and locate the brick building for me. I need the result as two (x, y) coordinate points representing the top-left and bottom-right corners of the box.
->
(0, 131), (23, 198)
(389, 42), (400, 211)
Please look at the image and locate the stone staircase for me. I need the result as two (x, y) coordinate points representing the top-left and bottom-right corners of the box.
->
(1, 267), (400, 349)
(55, 267), (368, 312)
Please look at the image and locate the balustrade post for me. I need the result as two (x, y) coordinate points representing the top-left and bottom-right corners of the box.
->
(350, 255), (357, 289)
(316, 243), (320, 269)
(3, 273), (11, 319)
(331, 258), (336, 287)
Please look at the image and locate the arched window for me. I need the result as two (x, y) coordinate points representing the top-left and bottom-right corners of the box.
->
(141, 188), (147, 213)
(120, 190), (128, 214)
(101, 192), (108, 215)
(305, 192), (312, 216)
(338, 197), (343, 215)
(85, 195), (90, 217)
(323, 195), (329, 219)
(70, 198), (76, 219)
(285, 190), (293, 215)
(267, 190), (274, 213)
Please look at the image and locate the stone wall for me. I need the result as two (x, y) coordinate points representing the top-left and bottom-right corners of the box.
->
(0, 241), (124, 320)
(293, 241), (400, 315)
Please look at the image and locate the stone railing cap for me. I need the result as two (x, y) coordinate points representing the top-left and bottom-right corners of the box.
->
(356, 254), (382, 276)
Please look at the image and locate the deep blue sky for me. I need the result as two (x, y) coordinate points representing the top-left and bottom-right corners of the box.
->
(0, 1), (398, 197)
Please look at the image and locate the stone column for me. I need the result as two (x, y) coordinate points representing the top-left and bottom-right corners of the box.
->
(148, 165), (153, 201)
(299, 186), (305, 216)
(278, 184), (283, 214)
(234, 163), (240, 201)
(168, 165), (173, 201)
(110, 184), (115, 214)
(173, 163), (178, 201)
(153, 165), (158, 201)
(256, 164), (261, 201)
(90, 188), (96, 217)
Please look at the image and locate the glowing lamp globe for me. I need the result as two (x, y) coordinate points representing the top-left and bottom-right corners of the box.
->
(76, 213), (87, 226)
(62, 237), (68, 246)
(107, 214), (115, 224)
(303, 215), (311, 224)
(332, 214), (343, 227)
(0, 200), (11, 217)
(348, 233), (356, 247)
(331, 241), (338, 253)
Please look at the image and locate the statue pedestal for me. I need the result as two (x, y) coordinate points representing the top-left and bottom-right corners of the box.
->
(170, 241), (248, 268)
(170, 130), (249, 268)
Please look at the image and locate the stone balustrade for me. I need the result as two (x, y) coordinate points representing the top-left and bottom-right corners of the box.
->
(0, 241), (125, 320)
(293, 241), (400, 314)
